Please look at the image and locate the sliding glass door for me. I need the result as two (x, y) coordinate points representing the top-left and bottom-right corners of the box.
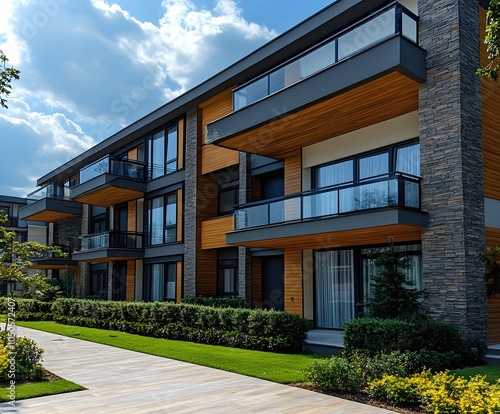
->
(315, 249), (354, 329)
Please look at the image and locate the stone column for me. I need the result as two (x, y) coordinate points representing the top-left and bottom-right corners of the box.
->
(183, 108), (199, 296)
(238, 152), (252, 302)
(418, 0), (486, 341)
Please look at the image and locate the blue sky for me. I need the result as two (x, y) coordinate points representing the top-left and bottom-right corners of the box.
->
(0, 0), (335, 197)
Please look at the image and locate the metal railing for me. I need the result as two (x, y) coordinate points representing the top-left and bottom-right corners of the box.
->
(233, 2), (418, 110)
(234, 172), (421, 230)
(76, 231), (144, 252)
(26, 183), (70, 203)
(79, 156), (146, 184)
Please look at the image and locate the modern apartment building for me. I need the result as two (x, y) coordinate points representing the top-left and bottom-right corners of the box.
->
(19, 0), (500, 342)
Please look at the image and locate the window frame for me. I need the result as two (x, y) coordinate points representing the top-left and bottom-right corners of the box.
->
(143, 262), (177, 302)
(217, 258), (238, 296)
(145, 192), (178, 246)
(147, 123), (179, 180)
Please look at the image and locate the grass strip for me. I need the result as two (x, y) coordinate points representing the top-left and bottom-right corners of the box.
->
(452, 364), (500, 383)
(18, 321), (322, 384)
(0, 379), (84, 402)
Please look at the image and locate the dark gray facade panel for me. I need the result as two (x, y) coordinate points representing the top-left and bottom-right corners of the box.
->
(143, 243), (185, 259)
(18, 198), (83, 220)
(207, 36), (426, 145)
(419, 0), (486, 341)
(70, 175), (146, 200)
(72, 249), (144, 262)
(146, 171), (185, 194)
(227, 209), (428, 245)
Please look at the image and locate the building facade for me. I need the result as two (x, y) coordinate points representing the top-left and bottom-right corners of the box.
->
(19, 0), (500, 342)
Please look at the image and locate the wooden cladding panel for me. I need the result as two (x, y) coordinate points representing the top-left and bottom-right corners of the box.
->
(251, 257), (262, 308)
(284, 249), (303, 316)
(229, 224), (422, 250)
(176, 261), (183, 303)
(220, 73), (419, 158)
(128, 148), (138, 161)
(177, 188), (183, 242)
(196, 250), (217, 296)
(284, 149), (301, 194)
(21, 211), (80, 223)
(75, 187), (144, 208)
(200, 87), (234, 143)
(481, 6), (500, 200)
(486, 227), (500, 247)
(201, 144), (239, 175)
(201, 216), (234, 249)
(178, 118), (185, 169)
(126, 260), (135, 301)
(128, 201), (136, 232)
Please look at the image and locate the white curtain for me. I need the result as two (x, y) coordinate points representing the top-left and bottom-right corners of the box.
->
(314, 160), (353, 216)
(315, 250), (354, 328)
(151, 264), (164, 302)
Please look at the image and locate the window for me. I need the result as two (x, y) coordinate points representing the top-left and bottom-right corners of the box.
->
(218, 186), (239, 215)
(89, 264), (108, 299)
(143, 263), (176, 301)
(146, 192), (177, 245)
(217, 259), (238, 296)
(90, 206), (108, 233)
(148, 124), (178, 179)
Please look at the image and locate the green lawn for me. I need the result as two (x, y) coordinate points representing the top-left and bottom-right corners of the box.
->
(0, 379), (84, 402)
(453, 364), (500, 383)
(18, 321), (323, 384)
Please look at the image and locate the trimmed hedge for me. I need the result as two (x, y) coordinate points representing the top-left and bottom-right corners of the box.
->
(180, 295), (248, 309)
(343, 317), (485, 370)
(0, 297), (53, 321)
(50, 298), (308, 353)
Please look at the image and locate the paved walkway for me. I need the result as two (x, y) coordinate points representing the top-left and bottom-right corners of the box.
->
(0, 326), (396, 414)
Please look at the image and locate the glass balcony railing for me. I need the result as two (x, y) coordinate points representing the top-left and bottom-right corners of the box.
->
(79, 156), (146, 185)
(76, 231), (143, 252)
(234, 172), (421, 230)
(233, 3), (418, 111)
(26, 183), (70, 204)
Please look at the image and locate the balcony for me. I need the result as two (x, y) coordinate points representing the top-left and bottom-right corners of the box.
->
(30, 246), (79, 270)
(71, 156), (147, 207)
(19, 183), (83, 222)
(227, 173), (428, 248)
(207, 3), (426, 158)
(72, 231), (144, 262)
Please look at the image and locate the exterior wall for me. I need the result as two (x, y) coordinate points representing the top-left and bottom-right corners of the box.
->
(238, 152), (251, 302)
(419, 0), (486, 341)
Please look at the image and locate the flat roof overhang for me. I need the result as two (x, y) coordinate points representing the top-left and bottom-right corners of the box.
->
(71, 175), (146, 207)
(30, 259), (79, 270)
(226, 208), (428, 249)
(71, 248), (144, 263)
(207, 36), (426, 158)
(18, 199), (83, 222)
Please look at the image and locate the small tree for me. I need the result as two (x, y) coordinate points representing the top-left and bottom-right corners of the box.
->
(0, 50), (20, 109)
(363, 238), (426, 322)
(0, 212), (63, 300)
(477, 0), (500, 81)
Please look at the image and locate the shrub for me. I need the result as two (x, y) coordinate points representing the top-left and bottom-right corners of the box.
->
(51, 298), (308, 353)
(368, 371), (500, 413)
(305, 351), (413, 393)
(0, 331), (44, 383)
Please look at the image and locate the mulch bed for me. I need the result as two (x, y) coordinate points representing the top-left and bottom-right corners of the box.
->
(0, 369), (63, 387)
(290, 382), (425, 414)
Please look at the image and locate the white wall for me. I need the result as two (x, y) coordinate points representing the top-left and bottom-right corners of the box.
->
(398, 0), (418, 15)
(27, 225), (47, 244)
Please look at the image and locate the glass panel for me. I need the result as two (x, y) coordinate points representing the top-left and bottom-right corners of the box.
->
(244, 204), (269, 228)
(80, 157), (109, 183)
(316, 160), (353, 188)
(303, 190), (338, 219)
(269, 68), (285, 94)
(151, 131), (165, 179)
(315, 250), (355, 329)
(166, 263), (176, 300)
(338, 9), (395, 60)
(402, 12), (417, 43)
(359, 152), (389, 179)
(219, 187), (238, 215)
(299, 41), (336, 79)
(233, 77), (268, 110)
(396, 143), (420, 176)
(355, 181), (389, 210)
(151, 263), (164, 301)
(150, 197), (164, 245)
(404, 180), (419, 208)
(166, 126), (178, 173)
(269, 200), (285, 224)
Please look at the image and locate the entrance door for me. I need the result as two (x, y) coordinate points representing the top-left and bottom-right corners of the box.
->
(261, 255), (284, 311)
(315, 250), (354, 329)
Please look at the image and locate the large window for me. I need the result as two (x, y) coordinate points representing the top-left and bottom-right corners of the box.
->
(143, 263), (176, 301)
(314, 243), (422, 329)
(146, 192), (177, 246)
(148, 124), (178, 179)
(218, 185), (239, 216)
(89, 264), (108, 299)
(217, 259), (238, 296)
